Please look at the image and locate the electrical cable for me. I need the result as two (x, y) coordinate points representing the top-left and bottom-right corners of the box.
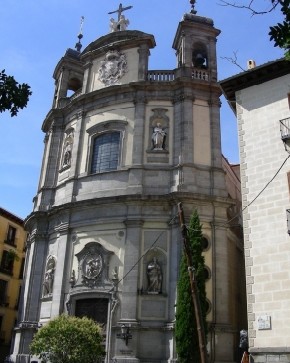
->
(112, 213), (178, 288)
(215, 154), (290, 228)
(111, 154), (290, 287)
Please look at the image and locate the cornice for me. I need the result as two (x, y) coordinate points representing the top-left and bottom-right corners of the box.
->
(220, 58), (290, 112)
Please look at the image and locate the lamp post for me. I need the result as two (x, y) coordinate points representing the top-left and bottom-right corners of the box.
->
(117, 324), (132, 346)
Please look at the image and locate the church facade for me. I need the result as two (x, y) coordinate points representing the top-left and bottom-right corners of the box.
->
(11, 5), (246, 363)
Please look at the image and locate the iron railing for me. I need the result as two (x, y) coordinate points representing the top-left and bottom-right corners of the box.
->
(280, 117), (290, 141)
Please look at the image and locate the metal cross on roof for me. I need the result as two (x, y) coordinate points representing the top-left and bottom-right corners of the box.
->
(108, 3), (133, 21)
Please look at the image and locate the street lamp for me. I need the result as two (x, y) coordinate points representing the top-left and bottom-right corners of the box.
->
(120, 324), (132, 346)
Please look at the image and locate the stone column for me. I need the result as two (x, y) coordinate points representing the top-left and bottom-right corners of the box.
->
(121, 218), (142, 320)
(128, 95), (146, 194)
(138, 44), (150, 81)
(50, 225), (70, 318)
(114, 217), (143, 362)
(132, 94), (146, 166)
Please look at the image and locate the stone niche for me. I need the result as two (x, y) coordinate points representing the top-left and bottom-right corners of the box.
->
(147, 108), (169, 163)
(138, 247), (168, 320)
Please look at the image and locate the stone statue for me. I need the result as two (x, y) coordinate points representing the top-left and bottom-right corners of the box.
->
(152, 123), (166, 150)
(43, 258), (55, 296)
(110, 18), (118, 32)
(147, 257), (162, 293)
(62, 130), (73, 168)
(108, 4), (132, 32)
(109, 14), (129, 32)
(118, 15), (129, 31)
(63, 146), (71, 167)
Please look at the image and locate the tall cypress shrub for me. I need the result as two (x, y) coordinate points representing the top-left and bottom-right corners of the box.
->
(175, 210), (207, 363)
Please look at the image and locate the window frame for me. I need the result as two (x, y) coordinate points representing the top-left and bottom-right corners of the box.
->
(0, 250), (14, 275)
(5, 225), (17, 246)
(87, 120), (127, 175)
(90, 131), (121, 174)
(0, 279), (8, 306)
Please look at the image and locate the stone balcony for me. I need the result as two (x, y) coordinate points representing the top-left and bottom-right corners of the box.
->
(57, 67), (210, 108)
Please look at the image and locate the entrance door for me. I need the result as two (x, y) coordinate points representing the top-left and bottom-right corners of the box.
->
(75, 298), (108, 327)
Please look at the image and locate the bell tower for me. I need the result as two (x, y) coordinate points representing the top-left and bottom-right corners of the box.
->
(173, 4), (220, 83)
(52, 19), (85, 108)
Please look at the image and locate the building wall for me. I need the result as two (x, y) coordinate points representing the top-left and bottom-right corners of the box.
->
(11, 14), (245, 363)
(0, 208), (26, 363)
(236, 74), (290, 357)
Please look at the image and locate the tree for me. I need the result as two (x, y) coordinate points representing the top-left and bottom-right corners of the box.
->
(269, 0), (290, 59)
(219, 0), (290, 59)
(0, 70), (32, 117)
(30, 314), (105, 363)
(175, 210), (207, 363)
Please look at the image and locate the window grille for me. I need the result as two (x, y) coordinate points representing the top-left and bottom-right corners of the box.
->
(91, 132), (120, 173)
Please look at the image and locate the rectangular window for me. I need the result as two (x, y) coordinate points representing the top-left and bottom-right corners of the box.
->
(91, 132), (120, 173)
(0, 280), (8, 305)
(0, 251), (14, 275)
(5, 225), (16, 246)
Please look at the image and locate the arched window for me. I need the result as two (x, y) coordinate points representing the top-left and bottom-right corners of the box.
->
(91, 132), (120, 173)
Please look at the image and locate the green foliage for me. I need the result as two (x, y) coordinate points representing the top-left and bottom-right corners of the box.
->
(30, 314), (105, 363)
(175, 210), (207, 363)
(7, 249), (20, 262)
(269, 0), (290, 59)
(0, 70), (32, 117)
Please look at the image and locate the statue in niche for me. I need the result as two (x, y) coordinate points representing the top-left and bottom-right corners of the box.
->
(43, 257), (56, 296)
(62, 143), (72, 167)
(152, 123), (166, 150)
(147, 257), (162, 293)
(62, 130), (74, 168)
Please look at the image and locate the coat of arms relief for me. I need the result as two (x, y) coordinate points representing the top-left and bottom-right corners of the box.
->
(98, 49), (128, 86)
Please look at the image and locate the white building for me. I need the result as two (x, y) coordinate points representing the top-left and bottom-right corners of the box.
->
(220, 59), (290, 363)
(12, 5), (246, 363)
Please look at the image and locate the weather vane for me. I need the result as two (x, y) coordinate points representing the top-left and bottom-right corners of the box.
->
(190, 0), (197, 14)
(108, 3), (132, 21)
(75, 16), (84, 52)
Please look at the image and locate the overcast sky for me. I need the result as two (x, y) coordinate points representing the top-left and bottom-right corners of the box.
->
(0, 0), (284, 218)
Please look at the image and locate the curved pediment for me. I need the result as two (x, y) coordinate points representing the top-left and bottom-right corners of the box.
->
(81, 30), (156, 59)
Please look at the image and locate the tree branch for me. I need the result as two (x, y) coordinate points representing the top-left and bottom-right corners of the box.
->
(218, 0), (279, 16)
(221, 51), (246, 72)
